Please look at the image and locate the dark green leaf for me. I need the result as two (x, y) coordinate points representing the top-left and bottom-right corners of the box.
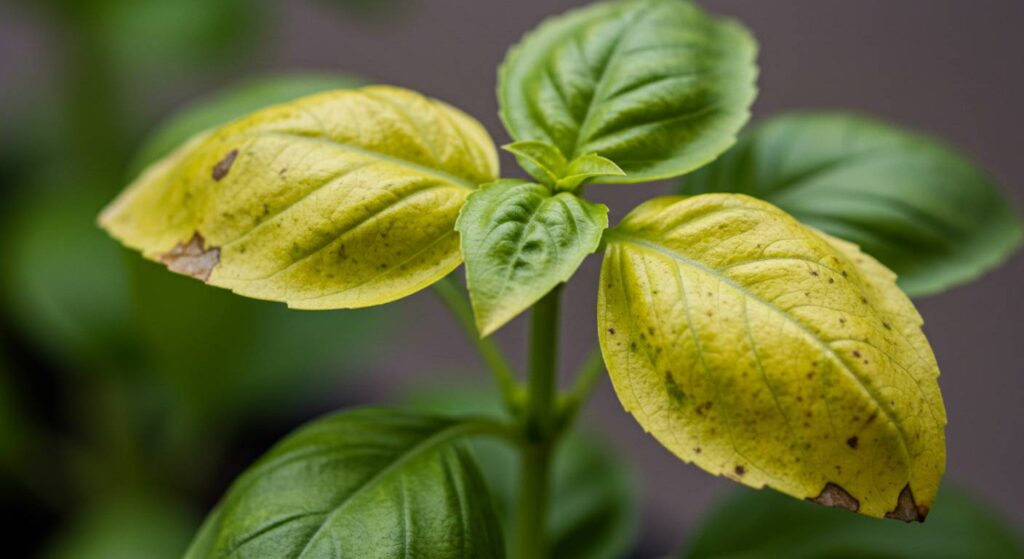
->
(456, 180), (608, 336)
(683, 486), (1024, 559)
(498, 0), (758, 183)
(185, 408), (505, 559)
(682, 113), (1023, 296)
(132, 74), (367, 174)
(407, 385), (639, 559)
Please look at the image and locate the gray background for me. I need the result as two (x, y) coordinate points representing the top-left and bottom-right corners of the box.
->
(3, 0), (1022, 554)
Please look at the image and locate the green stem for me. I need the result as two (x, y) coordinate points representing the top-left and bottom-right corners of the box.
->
(432, 276), (523, 412)
(557, 346), (606, 429)
(517, 285), (562, 559)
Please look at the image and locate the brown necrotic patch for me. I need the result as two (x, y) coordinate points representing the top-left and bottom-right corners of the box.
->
(808, 482), (860, 512)
(885, 484), (927, 522)
(159, 233), (220, 282)
(211, 149), (238, 181)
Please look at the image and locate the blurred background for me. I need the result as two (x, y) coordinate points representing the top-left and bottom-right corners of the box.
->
(1, 0), (1021, 557)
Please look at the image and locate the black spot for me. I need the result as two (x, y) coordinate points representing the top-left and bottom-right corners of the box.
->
(734, 465), (746, 476)
(846, 436), (859, 449)
(607, 328), (616, 335)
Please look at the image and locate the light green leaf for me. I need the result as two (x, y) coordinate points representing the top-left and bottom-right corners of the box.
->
(599, 194), (946, 520)
(406, 384), (640, 559)
(457, 180), (608, 336)
(132, 74), (367, 174)
(556, 153), (625, 191)
(683, 486), (1024, 559)
(503, 141), (568, 187)
(101, 85), (499, 309)
(185, 408), (505, 559)
(682, 113), (1023, 296)
(498, 0), (758, 183)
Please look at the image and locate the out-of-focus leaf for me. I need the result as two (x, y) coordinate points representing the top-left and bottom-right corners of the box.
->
(132, 74), (368, 174)
(498, 0), (758, 183)
(681, 113), (1023, 297)
(102, 86), (498, 309)
(1, 184), (386, 425)
(44, 494), (197, 559)
(185, 408), (506, 559)
(600, 194), (945, 520)
(407, 384), (640, 559)
(682, 486), (1024, 559)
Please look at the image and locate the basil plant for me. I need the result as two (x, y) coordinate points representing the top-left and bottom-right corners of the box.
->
(99, 1), (1022, 557)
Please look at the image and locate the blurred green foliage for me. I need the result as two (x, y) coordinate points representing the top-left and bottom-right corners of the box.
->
(684, 486), (1024, 559)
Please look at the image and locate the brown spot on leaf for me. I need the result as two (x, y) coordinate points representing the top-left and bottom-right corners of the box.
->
(809, 483), (860, 512)
(734, 465), (746, 476)
(846, 436), (859, 449)
(159, 233), (220, 282)
(212, 149), (238, 181)
(885, 484), (927, 522)
(607, 328), (616, 335)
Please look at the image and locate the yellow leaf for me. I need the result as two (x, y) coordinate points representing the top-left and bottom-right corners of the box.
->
(599, 194), (946, 520)
(100, 85), (498, 308)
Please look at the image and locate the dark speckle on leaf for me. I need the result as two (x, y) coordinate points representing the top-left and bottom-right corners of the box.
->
(212, 149), (238, 181)
(846, 436), (859, 449)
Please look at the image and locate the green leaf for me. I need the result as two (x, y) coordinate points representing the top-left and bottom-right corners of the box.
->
(406, 384), (640, 559)
(503, 141), (568, 187)
(682, 113), (1024, 297)
(683, 486), (1024, 559)
(133, 74), (367, 174)
(101, 85), (499, 309)
(185, 408), (505, 559)
(599, 194), (946, 520)
(556, 153), (625, 191)
(457, 180), (608, 336)
(498, 0), (758, 183)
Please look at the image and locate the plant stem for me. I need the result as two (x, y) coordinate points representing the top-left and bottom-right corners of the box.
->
(432, 276), (522, 412)
(517, 285), (562, 559)
(558, 346), (606, 428)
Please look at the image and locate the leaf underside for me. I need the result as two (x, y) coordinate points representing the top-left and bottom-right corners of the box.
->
(457, 180), (608, 336)
(599, 193), (946, 520)
(499, 0), (758, 183)
(101, 85), (498, 309)
(682, 113), (1023, 297)
(185, 409), (505, 559)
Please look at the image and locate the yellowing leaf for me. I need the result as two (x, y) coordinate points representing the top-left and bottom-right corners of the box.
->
(598, 194), (946, 520)
(100, 85), (498, 309)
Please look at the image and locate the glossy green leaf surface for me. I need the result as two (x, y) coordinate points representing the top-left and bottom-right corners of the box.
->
(132, 74), (367, 174)
(406, 384), (639, 559)
(101, 85), (498, 309)
(185, 408), (505, 559)
(683, 486), (1024, 559)
(499, 0), (758, 183)
(599, 194), (945, 519)
(457, 180), (608, 336)
(682, 113), (1023, 296)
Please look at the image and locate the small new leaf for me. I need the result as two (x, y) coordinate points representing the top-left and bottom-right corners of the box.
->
(682, 113), (1023, 296)
(457, 180), (608, 336)
(100, 86), (499, 309)
(185, 408), (505, 559)
(556, 153), (626, 191)
(499, 0), (758, 183)
(598, 194), (946, 520)
(503, 140), (568, 187)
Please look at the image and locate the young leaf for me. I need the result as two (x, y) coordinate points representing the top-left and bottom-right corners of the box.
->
(682, 113), (1023, 297)
(457, 180), (608, 336)
(683, 486), (1024, 558)
(498, 0), (758, 183)
(598, 194), (946, 520)
(502, 141), (568, 187)
(556, 153), (625, 191)
(184, 408), (505, 559)
(100, 86), (498, 309)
